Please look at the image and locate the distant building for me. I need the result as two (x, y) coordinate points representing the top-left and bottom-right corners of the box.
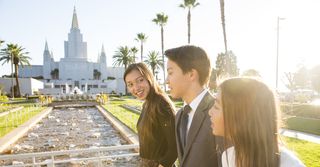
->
(0, 78), (43, 96)
(18, 7), (125, 95)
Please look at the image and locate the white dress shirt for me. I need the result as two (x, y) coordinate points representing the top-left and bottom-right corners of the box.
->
(222, 146), (305, 167)
(184, 89), (208, 135)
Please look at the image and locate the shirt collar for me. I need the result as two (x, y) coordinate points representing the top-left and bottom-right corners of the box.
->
(185, 89), (208, 112)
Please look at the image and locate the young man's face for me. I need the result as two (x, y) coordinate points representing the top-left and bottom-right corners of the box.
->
(166, 59), (190, 99)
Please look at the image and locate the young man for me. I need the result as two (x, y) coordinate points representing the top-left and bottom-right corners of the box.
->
(165, 45), (220, 167)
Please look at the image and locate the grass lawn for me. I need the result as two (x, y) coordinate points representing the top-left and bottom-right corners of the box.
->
(0, 107), (45, 137)
(103, 99), (139, 133)
(283, 136), (320, 167)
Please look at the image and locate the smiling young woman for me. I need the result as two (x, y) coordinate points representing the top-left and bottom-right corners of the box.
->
(124, 63), (177, 167)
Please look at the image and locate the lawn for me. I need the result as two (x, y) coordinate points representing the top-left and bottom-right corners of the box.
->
(104, 97), (320, 166)
(0, 107), (45, 137)
(283, 136), (320, 167)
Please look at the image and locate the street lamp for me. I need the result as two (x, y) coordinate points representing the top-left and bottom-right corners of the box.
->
(276, 16), (285, 89)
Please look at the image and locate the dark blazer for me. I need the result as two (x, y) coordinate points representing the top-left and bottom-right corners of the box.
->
(176, 92), (220, 167)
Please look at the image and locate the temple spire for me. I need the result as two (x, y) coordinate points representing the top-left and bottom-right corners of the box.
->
(71, 6), (79, 29)
(101, 44), (105, 53)
(45, 40), (49, 51)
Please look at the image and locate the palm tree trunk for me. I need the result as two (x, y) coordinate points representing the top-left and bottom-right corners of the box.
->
(140, 42), (143, 62)
(124, 64), (128, 95)
(220, 0), (228, 53)
(188, 8), (191, 44)
(161, 26), (166, 91)
(14, 64), (21, 97)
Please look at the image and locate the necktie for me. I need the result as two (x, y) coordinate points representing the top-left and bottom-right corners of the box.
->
(181, 105), (192, 149)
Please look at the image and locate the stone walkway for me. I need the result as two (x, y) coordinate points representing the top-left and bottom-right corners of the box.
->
(280, 128), (320, 144)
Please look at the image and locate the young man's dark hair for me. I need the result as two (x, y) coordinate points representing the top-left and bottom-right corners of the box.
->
(164, 45), (211, 86)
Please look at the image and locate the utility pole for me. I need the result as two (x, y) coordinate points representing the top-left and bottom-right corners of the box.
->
(276, 17), (285, 89)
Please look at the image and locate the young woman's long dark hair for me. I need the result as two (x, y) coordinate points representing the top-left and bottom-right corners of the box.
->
(124, 63), (175, 141)
(220, 78), (280, 167)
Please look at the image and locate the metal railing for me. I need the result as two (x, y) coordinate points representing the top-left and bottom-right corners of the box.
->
(0, 144), (139, 167)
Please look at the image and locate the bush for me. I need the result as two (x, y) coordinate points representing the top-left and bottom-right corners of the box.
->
(0, 95), (9, 102)
(281, 103), (320, 119)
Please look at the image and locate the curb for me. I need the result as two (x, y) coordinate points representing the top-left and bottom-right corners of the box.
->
(0, 107), (53, 153)
(95, 105), (139, 152)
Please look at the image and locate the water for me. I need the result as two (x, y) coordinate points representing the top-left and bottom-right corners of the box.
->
(0, 107), (140, 166)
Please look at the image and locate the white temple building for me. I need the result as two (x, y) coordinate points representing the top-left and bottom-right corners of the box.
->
(18, 8), (125, 95)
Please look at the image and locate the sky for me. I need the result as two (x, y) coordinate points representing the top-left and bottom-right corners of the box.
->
(0, 0), (320, 91)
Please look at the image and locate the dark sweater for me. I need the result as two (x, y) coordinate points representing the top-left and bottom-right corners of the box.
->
(137, 99), (177, 167)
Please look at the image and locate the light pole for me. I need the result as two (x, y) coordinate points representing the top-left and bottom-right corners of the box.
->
(276, 17), (285, 89)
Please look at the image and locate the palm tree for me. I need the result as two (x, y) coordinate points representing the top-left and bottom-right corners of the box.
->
(144, 51), (163, 76)
(0, 40), (4, 47)
(93, 69), (101, 80)
(135, 33), (148, 62)
(131, 47), (139, 63)
(179, 0), (200, 44)
(0, 43), (31, 97)
(219, 0), (228, 53)
(50, 68), (59, 79)
(152, 13), (168, 90)
(113, 46), (134, 70)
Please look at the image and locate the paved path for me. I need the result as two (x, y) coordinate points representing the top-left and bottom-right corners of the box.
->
(280, 128), (320, 144)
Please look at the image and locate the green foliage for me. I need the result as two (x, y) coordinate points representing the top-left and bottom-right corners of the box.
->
(0, 107), (44, 137)
(0, 95), (9, 102)
(215, 51), (239, 77)
(144, 51), (163, 75)
(283, 137), (320, 167)
(241, 69), (261, 77)
(113, 46), (135, 70)
(281, 103), (320, 119)
(284, 117), (320, 135)
(311, 65), (320, 93)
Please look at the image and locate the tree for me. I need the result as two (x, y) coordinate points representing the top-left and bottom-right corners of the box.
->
(209, 68), (218, 91)
(293, 66), (309, 89)
(0, 43), (31, 97)
(219, 0), (228, 53)
(283, 72), (296, 93)
(113, 46), (134, 70)
(241, 69), (261, 77)
(215, 51), (238, 77)
(50, 68), (59, 80)
(144, 51), (163, 76)
(179, 0), (200, 44)
(310, 65), (320, 94)
(130, 47), (139, 63)
(153, 13), (168, 90)
(135, 33), (148, 62)
(0, 40), (4, 47)
(93, 69), (101, 80)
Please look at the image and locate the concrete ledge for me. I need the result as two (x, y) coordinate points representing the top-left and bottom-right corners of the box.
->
(96, 105), (139, 151)
(0, 107), (53, 153)
(0, 106), (24, 117)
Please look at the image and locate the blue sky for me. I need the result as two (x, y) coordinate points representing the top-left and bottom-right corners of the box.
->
(1, 0), (320, 91)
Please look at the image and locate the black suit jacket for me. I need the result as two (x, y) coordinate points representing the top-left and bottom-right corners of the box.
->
(176, 92), (221, 167)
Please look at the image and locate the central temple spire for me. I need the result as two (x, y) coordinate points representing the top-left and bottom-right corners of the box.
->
(71, 6), (79, 29)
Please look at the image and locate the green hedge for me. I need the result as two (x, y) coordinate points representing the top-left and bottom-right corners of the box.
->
(284, 117), (320, 135)
(281, 103), (320, 119)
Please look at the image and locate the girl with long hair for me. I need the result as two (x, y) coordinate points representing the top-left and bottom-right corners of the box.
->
(124, 63), (177, 167)
(209, 77), (305, 167)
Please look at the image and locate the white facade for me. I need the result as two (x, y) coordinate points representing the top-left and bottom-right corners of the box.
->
(0, 78), (43, 96)
(18, 8), (125, 95)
